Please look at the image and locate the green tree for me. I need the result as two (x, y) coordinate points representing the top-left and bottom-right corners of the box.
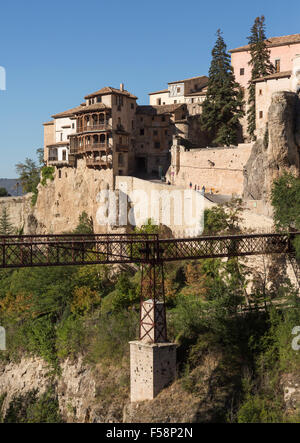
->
(73, 211), (94, 234)
(247, 16), (274, 140)
(271, 173), (300, 258)
(0, 207), (15, 235)
(201, 29), (244, 146)
(15, 148), (44, 205)
(0, 188), (9, 197)
(204, 198), (244, 235)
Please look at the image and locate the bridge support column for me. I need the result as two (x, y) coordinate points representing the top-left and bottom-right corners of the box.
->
(129, 341), (177, 402)
(130, 258), (177, 402)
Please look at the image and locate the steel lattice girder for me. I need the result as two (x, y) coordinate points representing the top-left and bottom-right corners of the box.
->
(0, 232), (297, 268)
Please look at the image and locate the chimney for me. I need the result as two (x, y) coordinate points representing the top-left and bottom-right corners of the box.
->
(120, 83), (124, 92)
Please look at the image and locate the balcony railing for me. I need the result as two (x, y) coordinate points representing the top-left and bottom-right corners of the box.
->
(86, 157), (113, 166)
(77, 123), (111, 133)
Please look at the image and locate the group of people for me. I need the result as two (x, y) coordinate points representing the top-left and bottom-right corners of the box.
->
(189, 183), (213, 196)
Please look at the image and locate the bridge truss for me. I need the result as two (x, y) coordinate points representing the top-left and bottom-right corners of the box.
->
(0, 232), (299, 342)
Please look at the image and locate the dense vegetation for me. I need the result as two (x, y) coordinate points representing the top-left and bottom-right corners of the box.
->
(0, 201), (299, 422)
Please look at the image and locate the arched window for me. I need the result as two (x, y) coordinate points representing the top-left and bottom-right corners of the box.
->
(100, 134), (106, 144)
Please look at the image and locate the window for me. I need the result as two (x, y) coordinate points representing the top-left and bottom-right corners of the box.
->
(153, 130), (158, 136)
(132, 120), (134, 129)
(97, 96), (102, 103)
(259, 111), (263, 119)
(165, 130), (168, 136)
(62, 150), (66, 161)
(174, 100), (177, 104)
(60, 133), (63, 141)
(72, 123), (75, 129)
(162, 116), (165, 122)
(140, 128), (144, 136)
(177, 87), (181, 93)
(131, 103), (134, 109)
(154, 141), (160, 149)
(119, 170), (123, 176)
(259, 89), (263, 96)
(240, 68), (245, 76)
(58, 170), (62, 179)
(156, 98), (161, 105)
(119, 153), (124, 166)
(140, 117), (143, 122)
(141, 144), (144, 149)
(275, 59), (280, 73)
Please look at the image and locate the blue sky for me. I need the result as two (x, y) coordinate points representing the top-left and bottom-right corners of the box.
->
(0, 0), (299, 178)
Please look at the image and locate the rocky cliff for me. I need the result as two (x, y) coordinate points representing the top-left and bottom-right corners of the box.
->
(243, 91), (300, 205)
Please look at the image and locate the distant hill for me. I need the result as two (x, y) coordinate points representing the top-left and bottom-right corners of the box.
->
(0, 179), (24, 196)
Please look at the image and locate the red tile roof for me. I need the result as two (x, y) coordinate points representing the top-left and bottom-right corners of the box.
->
(230, 33), (300, 53)
(52, 104), (86, 119)
(84, 86), (137, 100)
(148, 89), (169, 96)
(253, 70), (292, 82)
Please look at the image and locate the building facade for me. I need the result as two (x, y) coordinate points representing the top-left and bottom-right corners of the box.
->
(230, 33), (300, 139)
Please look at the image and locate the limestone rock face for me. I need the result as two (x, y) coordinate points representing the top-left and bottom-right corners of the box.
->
(33, 159), (114, 234)
(267, 91), (300, 191)
(244, 91), (300, 204)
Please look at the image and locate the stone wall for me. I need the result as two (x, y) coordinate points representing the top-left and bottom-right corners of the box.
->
(167, 144), (253, 196)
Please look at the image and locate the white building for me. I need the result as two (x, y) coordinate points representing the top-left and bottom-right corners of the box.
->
(149, 75), (208, 115)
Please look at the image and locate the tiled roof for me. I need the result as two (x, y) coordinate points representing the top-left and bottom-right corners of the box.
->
(43, 121), (54, 126)
(136, 104), (186, 116)
(148, 89), (169, 96)
(230, 33), (300, 53)
(168, 75), (208, 85)
(84, 86), (137, 100)
(253, 70), (292, 82)
(74, 103), (111, 114)
(52, 104), (86, 119)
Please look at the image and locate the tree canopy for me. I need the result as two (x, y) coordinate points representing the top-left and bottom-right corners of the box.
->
(201, 29), (244, 146)
(247, 16), (274, 140)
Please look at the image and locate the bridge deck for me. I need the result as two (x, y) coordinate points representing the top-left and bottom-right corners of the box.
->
(0, 232), (298, 269)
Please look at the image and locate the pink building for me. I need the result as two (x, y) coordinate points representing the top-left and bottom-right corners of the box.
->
(230, 33), (300, 140)
(230, 33), (300, 89)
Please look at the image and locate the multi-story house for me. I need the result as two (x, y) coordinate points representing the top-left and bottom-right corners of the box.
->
(69, 85), (137, 176)
(43, 104), (84, 167)
(149, 75), (208, 116)
(134, 104), (182, 176)
(230, 33), (300, 139)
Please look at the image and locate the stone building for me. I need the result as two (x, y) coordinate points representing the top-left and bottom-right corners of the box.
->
(134, 104), (185, 177)
(44, 85), (138, 177)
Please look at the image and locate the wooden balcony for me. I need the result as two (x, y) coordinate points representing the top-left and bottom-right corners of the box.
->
(77, 123), (111, 133)
(86, 157), (113, 167)
(48, 157), (69, 166)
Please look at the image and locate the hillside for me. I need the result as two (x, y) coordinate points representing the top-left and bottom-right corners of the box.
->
(0, 179), (23, 196)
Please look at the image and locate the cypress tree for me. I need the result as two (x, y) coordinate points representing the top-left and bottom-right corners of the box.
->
(201, 29), (244, 146)
(247, 16), (274, 140)
(0, 207), (15, 235)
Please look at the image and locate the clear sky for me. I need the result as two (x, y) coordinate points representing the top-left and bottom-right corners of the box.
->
(0, 0), (299, 178)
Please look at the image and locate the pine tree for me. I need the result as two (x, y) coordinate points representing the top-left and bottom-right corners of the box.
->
(0, 207), (15, 235)
(247, 16), (274, 140)
(201, 29), (245, 146)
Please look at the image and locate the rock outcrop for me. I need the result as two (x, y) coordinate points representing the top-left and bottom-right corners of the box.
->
(244, 91), (300, 205)
(33, 159), (114, 234)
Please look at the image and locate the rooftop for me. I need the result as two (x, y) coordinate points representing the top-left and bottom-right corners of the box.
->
(84, 86), (137, 100)
(230, 33), (300, 53)
(253, 70), (292, 82)
(52, 104), (86, 119)
(168, 75), (208, 85)
(74, 102), (111, 114)
(148, 89), (169, 96)
(137, 104), (186, 116)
